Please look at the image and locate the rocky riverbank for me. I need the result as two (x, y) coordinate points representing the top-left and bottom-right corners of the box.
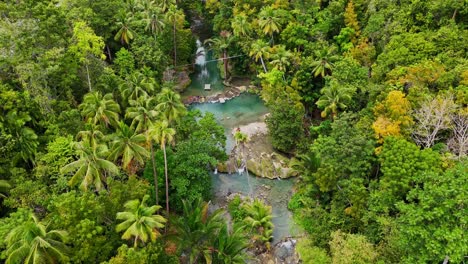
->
(217, 120), (297, 179)
(183, 84), (258, 105)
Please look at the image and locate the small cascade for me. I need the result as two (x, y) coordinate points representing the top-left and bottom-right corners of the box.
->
(214, 167), (218, 174)
(195, 39), (208, 78)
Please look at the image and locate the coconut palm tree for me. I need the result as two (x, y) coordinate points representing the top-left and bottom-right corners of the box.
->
(120, 71), (156, 105)
(144, 7), (165, 36)
(289, 152), (320, 182)
(76, 123), (106, 151)
(165, 6), (183, 66)
(258, 7), (281, 44)
(0, 180), (11, 199)
(5, 213), (69, 264)
(125, 96), (158, 133)
(205, 31), (234, 79)
(316, 78), (355, 119)
(116, 195), (166, 248)
(242, 199), (274, 250)
(210, 223), (249, 264)
(158, 0), (175, 13)
(61, 142), (119, 191)
(173, 198), (224, 263)
(156, 87), (186, 124)
(231, 15), (251, 37)
(249, 39), (270, 73)
(270, 45), (293, 72)
(311, 45), (338, 78)
(114, 13), (135, 45)
(150, 120), (175, 215)
(79, 92), (121, 128)
(108, 122), (150, 175)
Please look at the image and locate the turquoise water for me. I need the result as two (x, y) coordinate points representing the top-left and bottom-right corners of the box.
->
(190, 93), (269, 151)
(184, 40), (296, 243)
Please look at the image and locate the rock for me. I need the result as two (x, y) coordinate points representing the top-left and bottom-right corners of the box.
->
(217, 162), (228, 173)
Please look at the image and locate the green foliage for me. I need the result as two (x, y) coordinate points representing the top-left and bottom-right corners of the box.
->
(395, 161), (467, 263)
(329, 230), (378, 264)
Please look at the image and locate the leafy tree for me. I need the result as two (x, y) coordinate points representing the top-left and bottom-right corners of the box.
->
(116, 195), (166, 248)
(329, 230), (378, 264)
(69, 21), (106, 91)
(108, 122), (150, 175)
(231, 14), (251, 38)
(395, 161), (467, 263)
(5, 213), (69, 264)
(372, 91), (413, 143)
(0, 180), (11, 199)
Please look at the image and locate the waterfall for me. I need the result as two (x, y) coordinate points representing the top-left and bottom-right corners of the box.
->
(195, 39), (208, 78)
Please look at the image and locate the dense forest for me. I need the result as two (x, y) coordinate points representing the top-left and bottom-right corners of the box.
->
(0, 0), (467, 263)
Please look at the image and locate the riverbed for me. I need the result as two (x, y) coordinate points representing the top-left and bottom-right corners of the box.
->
(183, 39), (297, 243)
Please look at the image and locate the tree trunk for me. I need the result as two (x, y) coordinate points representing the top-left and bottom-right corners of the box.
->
(452, 9), (457, 20)
(106, 45), (112, 61)
(173, 21), (177, 67)
(223, 49), (228, 79)
(260, 56), (267, 73)
(150, 143), (159, 205)
(163, 143), (169, 216)
(85, 63), (92, 92)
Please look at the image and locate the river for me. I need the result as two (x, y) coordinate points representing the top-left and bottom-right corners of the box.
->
(183, 39), (298, 243)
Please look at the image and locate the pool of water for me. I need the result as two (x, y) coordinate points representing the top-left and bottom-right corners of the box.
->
(183, 38), (296, 243)
(190, 93), (269, 151)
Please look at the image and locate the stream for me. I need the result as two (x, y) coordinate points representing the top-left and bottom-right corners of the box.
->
(183, 39), (298, 243)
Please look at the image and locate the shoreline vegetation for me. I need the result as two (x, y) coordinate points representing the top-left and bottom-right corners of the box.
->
(0, 0), (466, 263)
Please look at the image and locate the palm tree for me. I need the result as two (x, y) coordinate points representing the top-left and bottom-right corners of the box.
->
(151, 120), (175, 215)
(125, 96), (158, 133)
(0, 180), (11, 199)
(120, 71), (156, 104)
(249, 39), (270, 73)
(61, 142), (119, 191)
(231, 15), (251, 37)
(114, 13), (135, 45)
(173, 198), (224, 263)
(311, 45), (338, 78)
(76, 123), (105, 151)
(270, 45), (293, 72)
(289, 152), (320, 182)
(242, 199), (274, 250)
(144, 7), (165, 36)
(258, 7), (281, 44)
(126, 96), (162, 204)
(116, 195), (166, 248)
(316, 79), (355, 119)
(108, 122), (150, 175)
(165, 6), (183, 67)
(158, 0), (175, 12)
(210, 224), (249, 264)
(205, 31), (233, 79)
(5, 213), (69, 264)
(156, 87), (186, 124)
(79, 92), (121, 128)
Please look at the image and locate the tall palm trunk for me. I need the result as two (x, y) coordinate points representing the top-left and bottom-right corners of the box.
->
(260, 56), (267, 73)
(163, 142), (169, 216)
(150, 143), (159, 205)
(173, 21), (177, 67)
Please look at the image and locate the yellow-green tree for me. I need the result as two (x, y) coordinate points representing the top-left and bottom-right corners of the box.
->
(372, 91), (413, 143)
